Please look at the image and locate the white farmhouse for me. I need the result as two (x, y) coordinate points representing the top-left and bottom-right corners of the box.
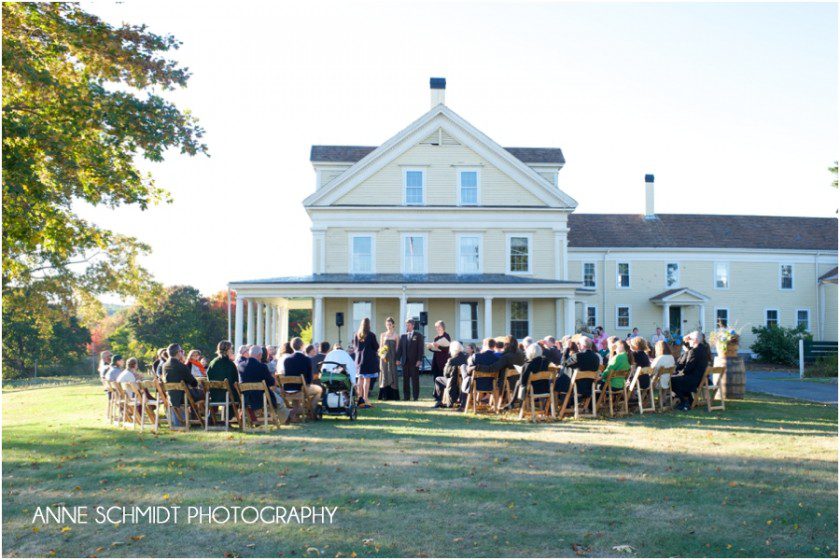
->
(230, 78), (837, 351)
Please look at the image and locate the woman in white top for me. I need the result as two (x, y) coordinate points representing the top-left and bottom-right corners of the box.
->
(650, 340), (676, 389)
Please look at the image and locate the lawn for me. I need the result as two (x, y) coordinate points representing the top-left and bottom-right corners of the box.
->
(2, 379), (837, 558)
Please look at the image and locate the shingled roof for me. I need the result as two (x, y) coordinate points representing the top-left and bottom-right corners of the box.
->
(310, 145), (565, 165)
(568, 214), (838, 251)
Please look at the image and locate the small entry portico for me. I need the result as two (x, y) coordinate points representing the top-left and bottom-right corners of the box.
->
(649, 288), (711, 335)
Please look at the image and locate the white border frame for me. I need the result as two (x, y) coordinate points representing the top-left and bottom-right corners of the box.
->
(583, 261), (597, 289)
(714, 261), (731, 290)
(796, 308), (810, 331)
(779, 263), (794, 291)
(714, 307), (730, 328)
(348, 233), (376, 274)
(506, 299), (533, 338)
(616, 304), (631, 329)
(401, 232), (429, 274)
(456, 300), (481, 342)
(456, 167), (481, 206)
(456, 233), (484, 274)
(764, 308), (780, 328)
(403, 168), (426, 206)
(616, 262), (631, 289)
(665, 261), (680, 289)
(506, 233), (533, 275)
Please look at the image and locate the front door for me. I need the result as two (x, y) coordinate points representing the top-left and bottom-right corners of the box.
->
(669, 306), (682, 335)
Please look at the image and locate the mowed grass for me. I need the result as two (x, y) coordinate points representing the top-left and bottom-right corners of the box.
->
(2, 378), (837, 558)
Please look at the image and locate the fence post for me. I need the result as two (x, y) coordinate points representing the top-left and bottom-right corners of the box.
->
(799, 338), (805, 379)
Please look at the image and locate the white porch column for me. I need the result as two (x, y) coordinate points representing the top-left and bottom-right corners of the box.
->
(246, 299), (255, 345)
(484, 296), (494, 338)
(699, 304), (706, 333)
(313, 297), (324, 344)
(256, 302), (264, 345)
(555, 299), (563, 337)
(662, 303), (670, 332)
(279, 304), (289, 344)
(564, 296), (576, 336)
(266, 305), (275, 346)
(234, 295), (244, 350)
(399, 293), (408, 328)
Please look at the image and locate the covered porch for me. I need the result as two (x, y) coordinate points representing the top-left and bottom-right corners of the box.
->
(228, 274), (584, 348)
(649, 287), (711, 334)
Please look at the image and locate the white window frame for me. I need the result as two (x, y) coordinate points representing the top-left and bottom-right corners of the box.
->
(457, 300), (480, 342)
(714, 261), (730, 290)
(714, 307), (729, 328)
(583, 262), (597, 288)
(796, 308), (810, 331)
(616, 305), (631, 329)
(616, 262), (631, 289)
(585, 305), (598, 329)
(779, 264), (794, 290)
(456, 233), (483, 274)
(456, 168), (481, 206)
(665, 262), (680, 289)
(506, 299), (532, 339)
(401, 232), (429, 274)
(403, 168), (426, 206)
(765, 308), (780, 328)
(348, 233), (375, 274)
(349, 300), (374, 335)
(506, 233), (533, 275)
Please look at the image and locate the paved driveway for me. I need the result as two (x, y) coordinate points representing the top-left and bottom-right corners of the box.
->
(746, 371), (838, 404)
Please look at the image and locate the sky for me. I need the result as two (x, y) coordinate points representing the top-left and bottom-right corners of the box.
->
(77, 1), (839, 299)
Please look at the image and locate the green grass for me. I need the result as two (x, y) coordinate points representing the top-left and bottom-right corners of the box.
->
(3, 379), (837, 558)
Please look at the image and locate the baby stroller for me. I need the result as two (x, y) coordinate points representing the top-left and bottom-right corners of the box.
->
(318, 349), (358, 421)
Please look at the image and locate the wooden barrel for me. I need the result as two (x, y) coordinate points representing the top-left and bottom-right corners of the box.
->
(714, 355), (745, 399)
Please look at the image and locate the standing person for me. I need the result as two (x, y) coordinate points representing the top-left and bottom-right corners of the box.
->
(396, 318), (425, 401)
(426, 321), (451, 398)
(378, 317), (400, 401)
(207, 341), (239, 421)
(353, 318), (380, 408)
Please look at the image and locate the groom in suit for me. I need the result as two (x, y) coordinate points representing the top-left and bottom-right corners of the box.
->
(396, 318), (425, 401)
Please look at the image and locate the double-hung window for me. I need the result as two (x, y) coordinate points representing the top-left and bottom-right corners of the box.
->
(765, 309), (779, 328)
(350, 235), (373, 273)
(459, 302), (479, 340)
(509, 301), (530, 339)
(616, 306), (631, 328)
(508, 235), (531, 273)
(404, 169), (425, 205)
(666, 262), (680, 288)
(583, 262), (596, 288)
(458, 236), (481, 274)
(403, 234), (427, 274)
(617, 262), (631, 288)
(586, 306), (597, 328)
(715, 308), (729, 328)
(796, 309), (810, 331)
(715, 262), (730, 289)
(780, 264), (794, 290)
(459, 170), (479, 205)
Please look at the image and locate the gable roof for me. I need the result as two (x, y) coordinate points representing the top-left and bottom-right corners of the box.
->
(649, 288), (710, 303)
(819, 266), (838, 283)
(311, 145), (565, 165)
(304, 104), (577, 209)
(568, 214), (838, 251)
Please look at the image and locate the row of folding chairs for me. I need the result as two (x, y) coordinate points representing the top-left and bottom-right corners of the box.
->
(464, 364), (726, 423)
(101, 373), (317, 433)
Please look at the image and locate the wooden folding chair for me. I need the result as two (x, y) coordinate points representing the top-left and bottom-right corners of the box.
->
(120, 382), (143, 429)
(556, 370), (599, 419)
(627, 367), (656, 415)
(136, 380), (161, 433)
(653, 366), (676, 412)
(276, 374), (310, 419)
(161, 382), (191, 431)
(153, 378), (171, 430)
(236, 381), (282, 431)
(498, 367), (521, 412)
(518, 370), (555, 422)
(204, 379), (238, 431)
(108, 381), (129, 427)
(596, 369), (630, 417)
(693, 366), (726, 412)
(465, 371), (500, 414)
(101, 378), (116, 422)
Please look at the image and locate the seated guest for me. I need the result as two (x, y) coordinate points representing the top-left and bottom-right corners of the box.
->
(305, 344), (316, 358)
(651, 340), (676, 391)
(207, 340), (239, 419)
(162, 344), (203, 425)
(474, 335), (526, 377)
(276, 341), (293, 374)
(98, 350), (113, 380)
(461, 338), (500, 409)
(283, 337), (324, 411)
(628, 336), (652, 389)
(311, 341), (330, 377)
(266, 345), (278, 374)
(671, 331), (711, 411)
(520, 336), (535, 351)
(434, 341), (468, 408)
(236, 345), (250, 365)
(151, 348), (167, 379)
(186, 349), (207, 379)
(601, 339), (633, 390)
(503, 343), (552, 409)
(238, 344), (291, 423)
(465, 343), (477, 357)
(650, 327), (666, 346)
(556, 337), (600, 395)
(116, 357), (142, 397)
(541, 336), (564, 365)
(599, 335), (618, 363)
(105, 354), (125, 382)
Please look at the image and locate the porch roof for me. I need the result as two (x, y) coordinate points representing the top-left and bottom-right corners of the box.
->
(231, 273), (579, 285)
(649, 287), (710, 304)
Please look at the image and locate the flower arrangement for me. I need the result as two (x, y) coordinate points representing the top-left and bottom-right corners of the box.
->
(378, 345), (389, 361)
(710, 324), (742, 355)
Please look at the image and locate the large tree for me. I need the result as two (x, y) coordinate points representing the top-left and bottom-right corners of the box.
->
(2, 4), (206, 373)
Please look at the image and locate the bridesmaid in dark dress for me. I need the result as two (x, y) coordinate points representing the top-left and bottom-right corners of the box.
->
(353, 317), (380, 408)
(426, 320), (451, 398)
